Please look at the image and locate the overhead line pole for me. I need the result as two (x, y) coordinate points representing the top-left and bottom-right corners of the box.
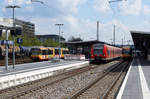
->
(6, 5), (21, 69)
(55, 24), (64, 60)
(97, 21), (99, 41)
(113, 25), (115, 46)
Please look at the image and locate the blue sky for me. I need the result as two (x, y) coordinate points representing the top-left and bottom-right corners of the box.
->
(1, 0), (150, 44)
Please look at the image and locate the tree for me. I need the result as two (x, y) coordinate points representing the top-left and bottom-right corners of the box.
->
(68, 36), (83, 42)
(14, 34), (42, 46)
(43, 39), (59, 47)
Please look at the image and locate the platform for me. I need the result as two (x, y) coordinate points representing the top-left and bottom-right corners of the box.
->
(117, 57), (150, 99)
(0, 60), (86, 76)
(0, 60), (89, 90)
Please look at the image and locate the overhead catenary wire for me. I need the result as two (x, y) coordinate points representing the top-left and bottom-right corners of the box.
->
(107, 0), (130, 45)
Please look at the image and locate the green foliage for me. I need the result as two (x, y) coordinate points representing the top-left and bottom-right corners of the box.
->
(68, 36), (83, 42)
(7, 34), (42, 46)
(43, 39), (59, 47)
(20, 34), (42, 46)
(7, 34), (63, 47)
(0, 36), (5, 40)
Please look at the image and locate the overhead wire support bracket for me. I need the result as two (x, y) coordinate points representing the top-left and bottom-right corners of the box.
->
(31, 0), (44, 4)
(109, 0), (126, 3)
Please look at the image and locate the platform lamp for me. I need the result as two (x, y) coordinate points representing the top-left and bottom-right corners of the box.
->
(55, 24), (64, 60)
(6, 5), (21, 69)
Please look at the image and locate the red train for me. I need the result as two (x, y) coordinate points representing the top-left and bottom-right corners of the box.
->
(90, 43), (122, 63)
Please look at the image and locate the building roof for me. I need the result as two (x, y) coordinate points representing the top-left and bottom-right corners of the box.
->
(62, 40), (106, 46)
(36, 34), (61, 36)
(131, 30), (150, 50)
(36, 34), (65, 39)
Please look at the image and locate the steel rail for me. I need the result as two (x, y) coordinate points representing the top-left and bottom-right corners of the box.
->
(0, 64), (100, 99)
(68, 61), (124, 99)
(100, 61), (130, 99)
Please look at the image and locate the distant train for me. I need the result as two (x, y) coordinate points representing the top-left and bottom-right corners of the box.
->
(90, 43), (122, 63)
(122, 46), (132, 60)
(0, 45), (20, 59)
(30, 47), (69, 61)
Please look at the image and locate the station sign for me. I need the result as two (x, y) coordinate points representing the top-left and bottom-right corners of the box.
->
(1, 40), (14, 45)
(17, 38), (23, 44)
(0, 30), (2, 37)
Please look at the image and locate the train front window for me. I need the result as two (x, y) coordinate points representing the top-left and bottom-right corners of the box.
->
(63, 50), (69, 54)
(48, 50), (53, 55)
(42, 50), (47, 55)
(31, 48), (40, 55)
(123, 49), (130, 54)
(93, 44), (104, 55)
(55, 49), (59, 54)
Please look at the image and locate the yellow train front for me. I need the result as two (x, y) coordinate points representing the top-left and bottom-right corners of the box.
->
(30, 47), (69, 61)
(30, 47), (54, 61)
(122, 47), (132, 60)
(54, 48), (69, 59)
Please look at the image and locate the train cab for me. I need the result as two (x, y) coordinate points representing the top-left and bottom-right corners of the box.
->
(90, 43), (122, 63)
(30, 47), (47, 61)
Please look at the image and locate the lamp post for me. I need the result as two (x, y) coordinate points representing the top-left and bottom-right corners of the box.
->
(55, 24), (64, 59)
(6, 5), (21, 69)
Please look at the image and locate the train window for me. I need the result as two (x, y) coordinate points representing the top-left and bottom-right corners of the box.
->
(93, 44), (104, 49)
(93, 44), (104, 55)
(94, 49), (103, 55)
(63, 50), (69, 54)
(55, 49), (59, 54)
(48, 50), (53, 54)
(42, 50), (47, 55)
(123, 49), (130, 54)
(107, 49), (109, 56)
(31, 48), (40, 55)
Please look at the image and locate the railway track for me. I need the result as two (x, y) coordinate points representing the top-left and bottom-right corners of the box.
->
(0, 56), (33, 66)
(68, 61), (130, 99)
(0, 60), (121, 99)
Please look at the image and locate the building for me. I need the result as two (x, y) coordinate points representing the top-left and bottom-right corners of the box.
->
(15, 19), (35, 37)
(36, 34), (65, 43)
(64, 40), (106, 59)
(0, 18), (35, 37)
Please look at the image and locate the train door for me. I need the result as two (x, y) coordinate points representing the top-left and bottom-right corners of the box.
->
(55, 48), (59, 58)
(41, 48), (48, 60)
(48, 48), (53, 59)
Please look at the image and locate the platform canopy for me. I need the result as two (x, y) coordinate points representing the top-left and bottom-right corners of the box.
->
(131, 31), (150, 51)
(62, 40), (105, 46)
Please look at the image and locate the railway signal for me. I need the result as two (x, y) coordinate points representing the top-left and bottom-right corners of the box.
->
(0, 30), (2, 37)
(17, 38), (23, 44)
(1, 40), (14, 45)
(0, 25), (22, 70)
(10, 27), (22, 36)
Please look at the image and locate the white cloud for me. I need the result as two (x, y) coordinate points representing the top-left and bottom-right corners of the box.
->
(31, 15), (96, 41)
(5, 0), (14, 4)
(5, 0), (31, 5)
(100, 19), (131, 44)
(118, 0), (142, 16)
(59, 0), (87, 13)
(93, 0), (111, 13)
(131, 21), (150, 32)
(144, 5), (150, 15)
(31, 15), (131, 44)
(24, 5), (34, 12)
(3, 0), (131, 44)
